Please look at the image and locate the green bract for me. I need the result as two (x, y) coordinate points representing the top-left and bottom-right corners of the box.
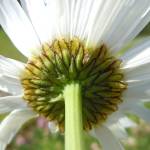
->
(21, 37), (127, 131)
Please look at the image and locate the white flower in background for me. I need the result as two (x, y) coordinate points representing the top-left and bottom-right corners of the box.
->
(0, 0), (150, 150)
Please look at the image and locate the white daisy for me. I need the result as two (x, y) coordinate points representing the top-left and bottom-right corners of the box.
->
(0, 0), (150, 150)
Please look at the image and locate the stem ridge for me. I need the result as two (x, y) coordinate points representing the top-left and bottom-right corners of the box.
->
(63, 82), (85, 150)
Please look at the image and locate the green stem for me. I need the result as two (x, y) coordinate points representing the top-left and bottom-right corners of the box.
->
(63, 82), (85, 150)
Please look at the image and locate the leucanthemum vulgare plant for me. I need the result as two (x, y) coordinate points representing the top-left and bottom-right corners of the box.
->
(0, 0), (150, 149)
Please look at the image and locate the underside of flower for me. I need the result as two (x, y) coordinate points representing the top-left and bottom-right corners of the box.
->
(21, 37), (127, 131)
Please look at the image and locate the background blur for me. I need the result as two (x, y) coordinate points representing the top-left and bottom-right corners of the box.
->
(0, 22), (150, 150)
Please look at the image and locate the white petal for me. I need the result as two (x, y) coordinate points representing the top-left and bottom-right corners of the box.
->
(93, 125), (124, 150)
(121, 103), (150, 123)
(107, 115), (136, 128)
(0, 109), (37, 147)
(0, 0), (41, 58)
(0, 143), (6, 150)
(106, 111), (125, 125)
(124, 63), (150, 82)
(0, 55), (25, 78)
(121, 39), (150, 103)
(0, 56), (23, 95)
(109, 118), (136, 140)
(131, 105), (150, 122)
(107, 123), (128, 140)
(123, 81), (150, 101)
(82, 0), (150, 50)
(0, 95), (26, 114)
(118, 117), (136, 128)
(106, 117), (136, 140)
(0, 78), (22, 95)
(121, 37), (150, 68)
(19, 0), (150, 50)
(108, 0), (150, 51)
(20, 0), (63, 43)
(48, 122), (59, 133)
(68, 0), (96, 39)
(103, 0), (150, 51)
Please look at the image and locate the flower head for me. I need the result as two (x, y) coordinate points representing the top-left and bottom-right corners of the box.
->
(0, 0), (150, 149)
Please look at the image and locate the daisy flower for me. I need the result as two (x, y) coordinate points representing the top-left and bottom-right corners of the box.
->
(0, 0), (150, 150)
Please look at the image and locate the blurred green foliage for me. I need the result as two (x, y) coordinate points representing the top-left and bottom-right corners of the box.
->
(0, 29), (26, 62)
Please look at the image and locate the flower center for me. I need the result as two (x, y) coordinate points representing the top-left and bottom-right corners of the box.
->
(21, 37), (127, 131)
